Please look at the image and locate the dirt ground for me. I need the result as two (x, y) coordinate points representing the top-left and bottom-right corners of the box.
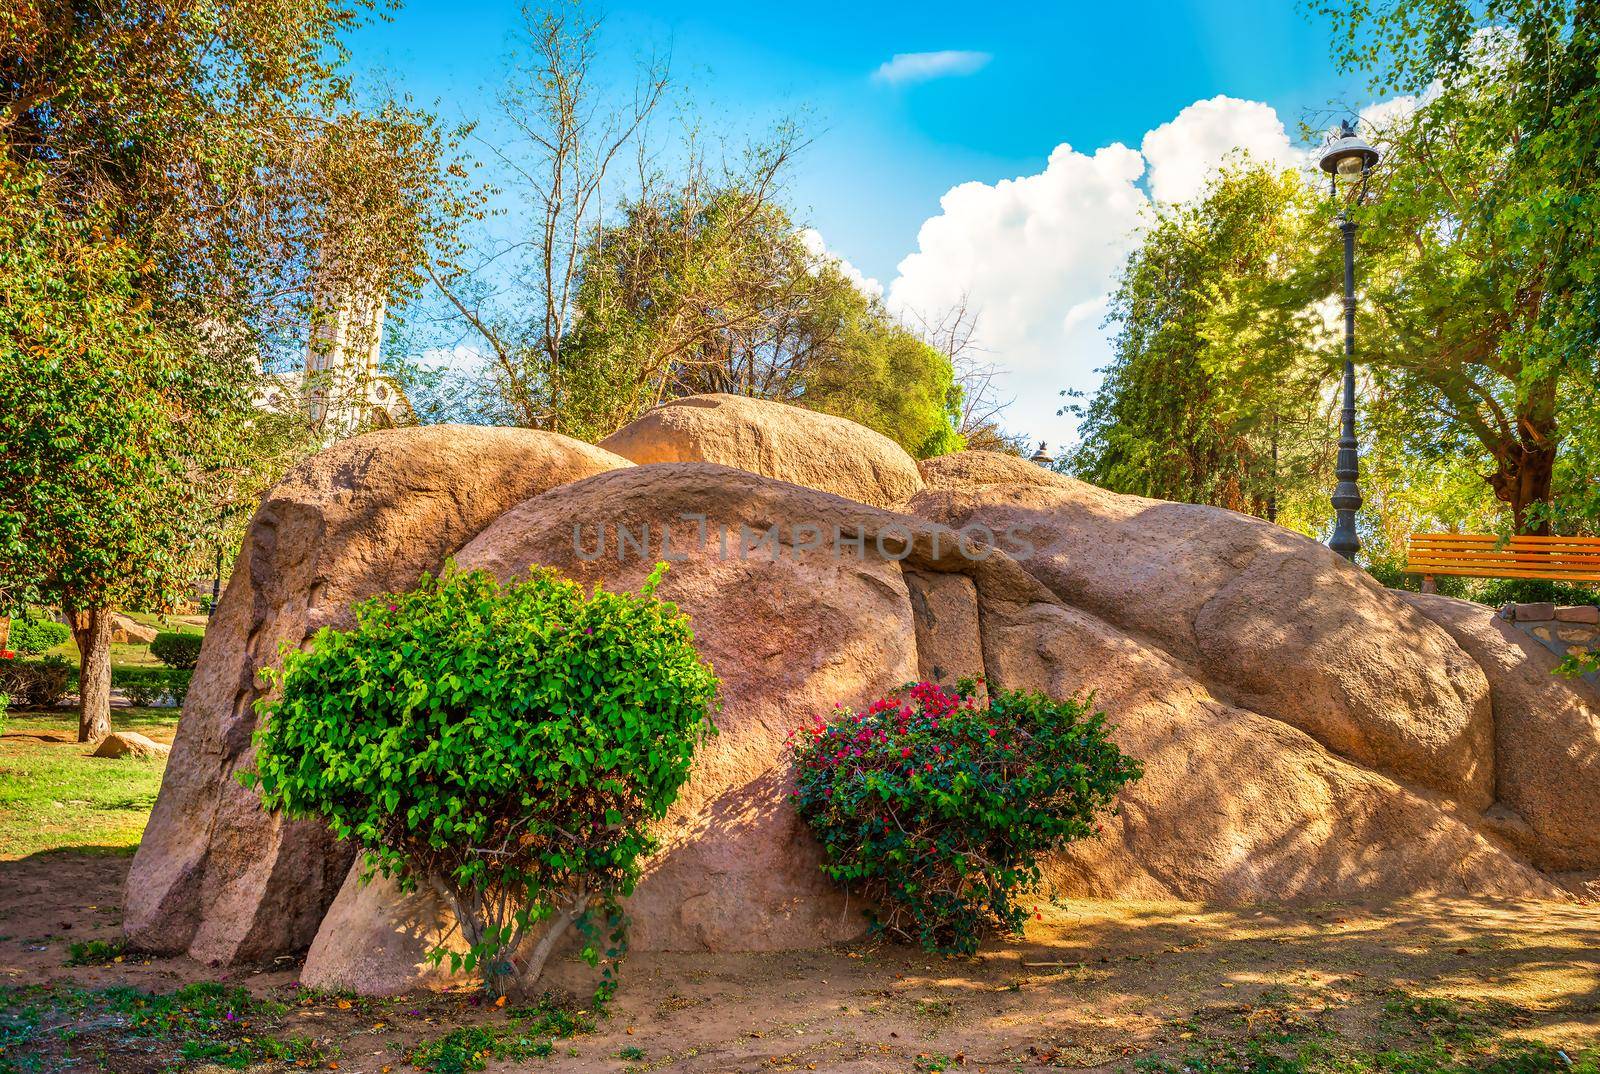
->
(1, 852), (1596, 1073)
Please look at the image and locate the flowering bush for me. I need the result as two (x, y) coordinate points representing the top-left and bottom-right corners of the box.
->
(247, 562), (718, 1002)
(792, 680), (1141, 954)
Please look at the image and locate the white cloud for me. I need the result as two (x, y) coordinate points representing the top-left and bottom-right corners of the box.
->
(886, 95), (1313, 453)
(887, 142), (1148, 454)
(871, 50), (991, 87)
(1141, 95), (1297, 204)
(800, 228), (884, 300)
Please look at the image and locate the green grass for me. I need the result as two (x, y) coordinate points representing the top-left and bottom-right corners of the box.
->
(0, 981), (329, 1074)
(0, 710), (179, 860)
(65, 938), (127, 966)
(37, 610), (204, 668)
(41, 640), (165, 668)
(118, 611), (205, 636)
(408, 999), (595, 1073)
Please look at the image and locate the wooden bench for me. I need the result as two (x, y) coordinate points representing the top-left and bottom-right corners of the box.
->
(1405, 533), (1600, 590)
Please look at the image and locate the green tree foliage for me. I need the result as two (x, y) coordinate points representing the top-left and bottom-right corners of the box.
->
(1069, 162), (1335, 526)
(1315, 0), (1600, 533)
(0, 176), (236, 738)
(801, 296), (967, 459)
(248, 563), (719, 1001)
(564, 191), (963, 456)
(792, 680), (1141, 954)
(1073, 0), (1599, 548)
(1, 0), (453, 739)
(428, 4), (965, 456)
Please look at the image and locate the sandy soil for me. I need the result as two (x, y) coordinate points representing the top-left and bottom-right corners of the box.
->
(1, 852), (1596, 1072)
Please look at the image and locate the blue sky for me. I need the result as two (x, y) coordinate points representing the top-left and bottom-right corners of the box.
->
(350, 1), (1378, 447)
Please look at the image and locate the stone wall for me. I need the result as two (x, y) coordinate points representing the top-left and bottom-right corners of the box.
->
(1501, 603), (1600, 689)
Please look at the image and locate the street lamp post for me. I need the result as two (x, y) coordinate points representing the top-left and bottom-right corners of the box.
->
(1318, 120), (1381, 562)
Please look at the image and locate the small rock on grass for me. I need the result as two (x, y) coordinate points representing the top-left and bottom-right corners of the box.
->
(91, 732), (170, 760)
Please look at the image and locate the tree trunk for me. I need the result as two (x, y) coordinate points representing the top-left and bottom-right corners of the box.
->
(1488, 439), (1557, 535)
(69, 607), (112, 743)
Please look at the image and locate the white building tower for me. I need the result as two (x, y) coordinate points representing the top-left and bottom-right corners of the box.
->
(301, 282), (411, 441)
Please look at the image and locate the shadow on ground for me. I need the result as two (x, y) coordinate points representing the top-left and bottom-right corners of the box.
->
(1, 852), (1596, 1073)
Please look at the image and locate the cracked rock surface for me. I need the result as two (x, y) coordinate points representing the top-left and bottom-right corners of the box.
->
(124, 398), (1599, 993)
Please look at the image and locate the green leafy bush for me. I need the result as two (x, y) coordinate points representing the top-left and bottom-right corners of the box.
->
(114, 667), (192, 708)
(1560, 647), (1599, 679)
(248, 562), (719, 1001)
(0, 656), (72, 709)
(408, 999), (593, 1074)
(7, 616), (70, 655)
(1475, 577), (1599, 607)
(792, 680), (1142, 954)
(149, 631), (203, 669)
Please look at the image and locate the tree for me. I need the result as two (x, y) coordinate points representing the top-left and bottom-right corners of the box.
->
(565, 187), (963, 455)
(799, 293), (966, 459)
(1316, 0), (1600, 533)
(1069, 162), (1335, 525)
(0, 175), (232, 740)
(427, 2), (966, 455)
(427, 1), (671, 432)
(0, 0), (452, 740)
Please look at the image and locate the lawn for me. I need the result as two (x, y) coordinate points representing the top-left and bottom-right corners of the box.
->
(33, 608), (206, 669)
(0, 709), (180, 860)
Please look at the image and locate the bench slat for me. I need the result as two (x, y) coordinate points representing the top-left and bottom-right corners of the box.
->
(1406, 566), (1600, 581)
(1404, 533), (1600, 581)
(1408, 560), (1600, 566)
(1408, 541), (1600, 551)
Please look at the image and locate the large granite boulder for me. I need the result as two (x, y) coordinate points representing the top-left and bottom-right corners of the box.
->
(598, 393), (924, 509)
(1401, 592), (1600, 873)
(982, 598), (1553, 901)
(122, 426), (630, 964)
(910, 453), (1495, 808)
(128, 411), (1599, 994)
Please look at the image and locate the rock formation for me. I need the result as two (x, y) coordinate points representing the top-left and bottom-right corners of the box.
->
(92, 731), (170, 760)
(123, 426), (630, 964)
(598, 393), (924, 509)
(125, 398), (1600, 993)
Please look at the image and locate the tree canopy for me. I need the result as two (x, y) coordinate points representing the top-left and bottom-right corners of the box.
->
(425, 4), (966, 457)
(1069, 162), (1334, 526)
(0, 0), (449, 739)
(1073, 0), (1599, 553)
